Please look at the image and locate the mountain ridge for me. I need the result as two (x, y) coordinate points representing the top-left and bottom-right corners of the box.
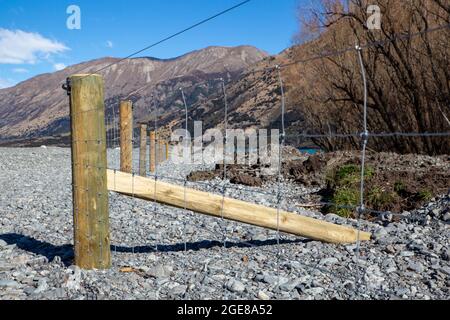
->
(0, 45), (268, 142)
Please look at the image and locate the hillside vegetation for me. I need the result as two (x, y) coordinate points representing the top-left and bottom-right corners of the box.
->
(285, 0), (450, 155)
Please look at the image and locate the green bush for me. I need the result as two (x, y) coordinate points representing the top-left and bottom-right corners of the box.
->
(417, 189), (433, 202)
(330, 188), (359, 218)
(368, 187), (398, 210)
(394, 181), (406, 194)
(327, 164), (374, 188)
(325, 164), (374, 218)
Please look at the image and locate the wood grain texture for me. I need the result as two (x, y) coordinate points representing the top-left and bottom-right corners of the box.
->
(158, 138), (164, 164)
(149, 131), (156, 173)
(139, 124), (147, 176)
(70, 74), (111, 269)
(107, 170), (371, 244)
(165, 141), (169, 161)
(119, 101), (132, 173)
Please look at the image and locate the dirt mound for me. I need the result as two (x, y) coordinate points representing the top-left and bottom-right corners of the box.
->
(187, 151), (450, 216)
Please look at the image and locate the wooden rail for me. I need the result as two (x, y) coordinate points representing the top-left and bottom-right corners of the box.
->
(107, 170), (371, 244)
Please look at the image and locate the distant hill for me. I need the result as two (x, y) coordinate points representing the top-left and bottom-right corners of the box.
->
(0, 45), (268, 145)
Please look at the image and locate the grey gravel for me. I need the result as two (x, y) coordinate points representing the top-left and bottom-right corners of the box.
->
(0, 147), (449, 300)
(408, 261), (425, 273)
(146, 265), (173, 279)
(443, 212), (450, 222)
(0, 279), (21, 288)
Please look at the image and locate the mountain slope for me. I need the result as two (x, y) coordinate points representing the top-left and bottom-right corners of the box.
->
(156, 46), (305, 145)
(0, 46), (267, 142)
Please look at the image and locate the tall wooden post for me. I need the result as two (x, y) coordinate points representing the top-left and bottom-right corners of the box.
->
(139, 123), (147, 176)
(149, 131), (156, 173)
(158, 134), (164, 165)
(68, 74), (111, 269)
(119, 101), (132, 173)
(165, 141), (169, 161)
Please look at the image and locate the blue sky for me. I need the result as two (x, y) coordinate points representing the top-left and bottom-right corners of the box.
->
(0, 0), (312, 88)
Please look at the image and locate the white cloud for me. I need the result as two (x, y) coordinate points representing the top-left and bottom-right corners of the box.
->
(53, 63), (66, 71)
(12, 68), (29, 73)
(106, 40), (114, 48)
(0, 28), (69, 64)
(0, 78), (15, 89)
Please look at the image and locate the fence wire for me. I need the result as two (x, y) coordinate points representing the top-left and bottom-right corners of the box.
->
(65, 22), (450, 300)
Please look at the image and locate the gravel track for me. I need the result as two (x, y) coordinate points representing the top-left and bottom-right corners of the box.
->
(0, 147), (448, 300)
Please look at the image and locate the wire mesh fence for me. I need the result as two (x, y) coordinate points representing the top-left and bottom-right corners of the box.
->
(0, 13), (423, 300)
(79, 22), (449, 300)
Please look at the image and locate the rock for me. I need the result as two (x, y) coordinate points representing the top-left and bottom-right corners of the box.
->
(430, 209), (440, 218)
(260, 274), (288, 286)
(304, 287), (325, 296)
(443, 212), (450, 222)
(381, 212), (393, 223)
(23, 286), (36, 296)
(257, 291), (270, 300)
(146, 265), (173, 279)
(0, 279), (21, 289)
(384, 245), (396, 254)
(345, 244), (357, 253)
(440, 266), (450, 276)
(63, 266), (82, 291)
(408, 261), (424, 273)
(343, 280), (355, 290)
(12, 254), (30, 265)
(279, 279), (300, 292)
(53, 288), (66, 298)
(226, 279), (245, 293)
(373, 228), (388, 240)
(29, 256), (49, 266)
(364, 265), (385, 289)
(52, 256), (62, 265)
(396, 287), (410, 297)
(400, 251), (415, 257)
(0, 263), (15, 272)
(170, 285), (187, 296)
(34, 278), (49, 294)
(319, 257), (339, 266)
(324, 214), (340, 222)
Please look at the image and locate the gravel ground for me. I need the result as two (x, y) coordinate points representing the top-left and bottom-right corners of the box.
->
(0, 147), (448, 300)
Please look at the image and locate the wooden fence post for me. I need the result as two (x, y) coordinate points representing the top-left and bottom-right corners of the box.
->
(158, 134), (164, 165)
(68, 74), (111, 269)
(165, 141), (169, 161)
(139, 123), (147, 176)
(119, 100), (133, 173)
(149, 131), (156, 173)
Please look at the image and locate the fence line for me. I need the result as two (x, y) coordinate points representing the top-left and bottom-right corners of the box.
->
(60, 18), (450, 299)
(98, 23), (450, 156)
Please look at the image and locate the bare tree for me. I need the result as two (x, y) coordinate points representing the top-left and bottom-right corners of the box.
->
(288, 0), (450, 155)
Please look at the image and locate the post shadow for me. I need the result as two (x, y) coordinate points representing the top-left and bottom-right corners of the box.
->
(0, 233), (307, 267)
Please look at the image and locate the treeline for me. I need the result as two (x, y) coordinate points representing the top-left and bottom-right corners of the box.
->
(287, 0), (450, 155)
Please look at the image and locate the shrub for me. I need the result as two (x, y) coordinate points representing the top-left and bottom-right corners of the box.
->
(368, 187), (398, 211)
(417, 189), (433, 202)
(330, 188), (359, 218)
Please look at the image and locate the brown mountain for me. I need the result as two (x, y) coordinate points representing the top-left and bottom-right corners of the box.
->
(0, 45), (268, 144)
(156, 46), (306, 146)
